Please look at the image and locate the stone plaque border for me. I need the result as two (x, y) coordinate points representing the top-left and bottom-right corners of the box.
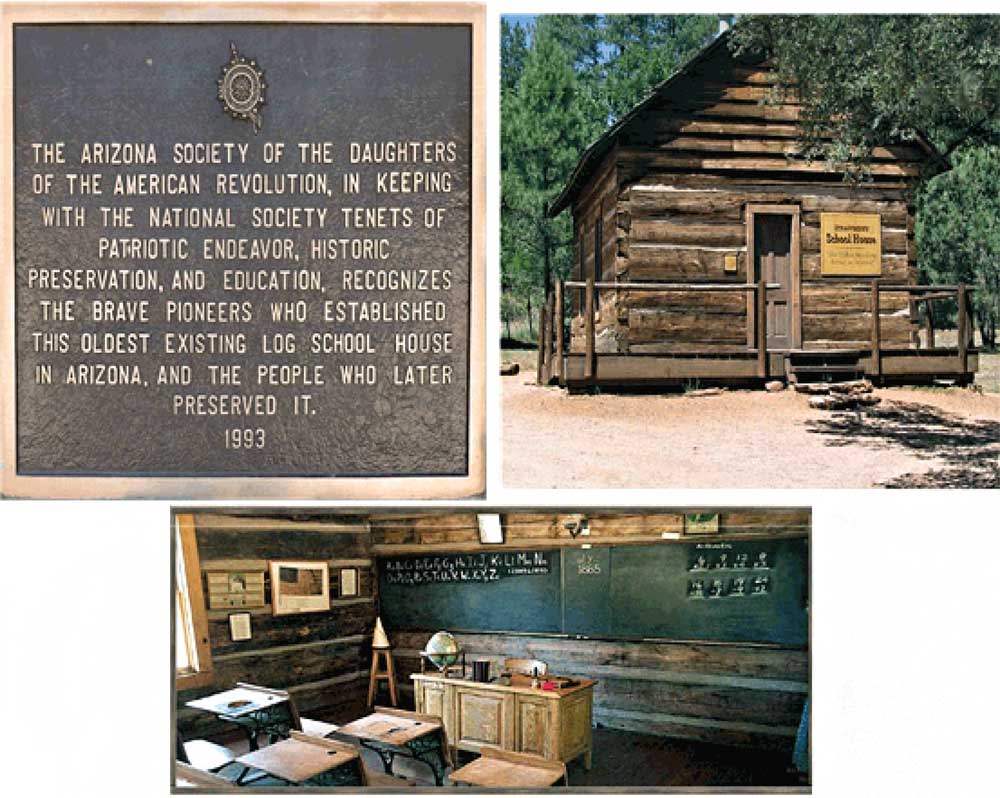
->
(0, 2), (486, 499)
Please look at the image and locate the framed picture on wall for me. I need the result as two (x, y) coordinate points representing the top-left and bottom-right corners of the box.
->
(684, 513), (720, 536)
(270, 561), (330, 615)
(478, 513), (503, 544)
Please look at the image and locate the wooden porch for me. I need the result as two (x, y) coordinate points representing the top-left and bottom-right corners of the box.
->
(537, 280), (979, 390)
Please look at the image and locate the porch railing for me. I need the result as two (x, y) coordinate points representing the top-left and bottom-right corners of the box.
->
(539, 277), (779, 383)
(538, 278), (976, 384)
(852, 282), (976, 378)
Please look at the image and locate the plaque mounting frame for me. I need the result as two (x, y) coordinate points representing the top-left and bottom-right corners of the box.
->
(0, 2), (486, 499)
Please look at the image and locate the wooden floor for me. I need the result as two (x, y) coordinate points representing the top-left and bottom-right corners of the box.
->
(206, 723), (807, 789)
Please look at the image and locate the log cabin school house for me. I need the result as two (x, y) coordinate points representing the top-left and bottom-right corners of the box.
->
(174, 508), (811, 790)
(538, 30), (979, 390)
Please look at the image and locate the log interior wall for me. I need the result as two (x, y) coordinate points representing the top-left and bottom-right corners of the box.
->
(567, 46), (926, 354)
(176, 514), (376, 739)
(371, 510), (809, 752)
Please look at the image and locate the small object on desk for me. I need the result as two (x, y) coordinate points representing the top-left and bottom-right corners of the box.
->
(472, 659), (491, 683)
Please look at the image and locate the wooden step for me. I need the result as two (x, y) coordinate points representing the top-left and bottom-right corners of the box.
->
(786, 351), (863, 384)
(790, 364), (862, 373)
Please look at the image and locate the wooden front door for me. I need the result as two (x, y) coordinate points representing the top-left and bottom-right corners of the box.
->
(754, 214), (793, 350)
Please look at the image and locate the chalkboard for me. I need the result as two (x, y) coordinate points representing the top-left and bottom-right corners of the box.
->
(609, 538), (808, 645)
(561, 547), (611, 636)
(378, 551), (562, 634)
(377, 538), (808, 646)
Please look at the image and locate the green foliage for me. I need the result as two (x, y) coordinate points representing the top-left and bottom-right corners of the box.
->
(500, 18), (528, 93)
(501, 15), (718, 339)
(501, 24), (593, 330)
(729, 15), (1000, 174)
(601, 15), (720, 121)
(918, 147), (1000, 348)
(729, 15), (1000, 347)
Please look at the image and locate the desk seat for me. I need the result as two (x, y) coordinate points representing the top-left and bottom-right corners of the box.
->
(179, 738), (236, 773)
(365, 770), (418, 787)
(300, 717), (340, 738)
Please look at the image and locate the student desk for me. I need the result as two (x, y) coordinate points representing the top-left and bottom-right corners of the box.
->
(338, 709), (450, 785)
(411, 672), (596, 768)
(185, 685), (289, 751)
(235, 733), (363, 786)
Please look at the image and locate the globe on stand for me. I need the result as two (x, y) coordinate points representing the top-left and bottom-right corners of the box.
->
(421, 630), (465, 675)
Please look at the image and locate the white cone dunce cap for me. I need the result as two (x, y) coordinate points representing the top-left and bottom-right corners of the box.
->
(372, 617), (390, 649)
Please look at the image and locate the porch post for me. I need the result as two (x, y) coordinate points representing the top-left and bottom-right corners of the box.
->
(584, 278), (595, 382)
(543, 292), (554, 382)
(870, 280), (881, 379)
(756, 273), (768, 379)
(554, 280), (564, 381)
(957, 283), (968, 377)
(536, 302), (546, 384)
(923, 299), (935, 349)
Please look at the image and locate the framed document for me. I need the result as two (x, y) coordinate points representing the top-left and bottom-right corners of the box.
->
(270, 560), (330, 615)
(0, 2), (485, 499)
(228, 612), (253, 642)
(339, 567), (358, 598)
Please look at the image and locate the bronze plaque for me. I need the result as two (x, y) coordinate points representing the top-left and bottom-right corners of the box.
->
(0, 4), (485, 498)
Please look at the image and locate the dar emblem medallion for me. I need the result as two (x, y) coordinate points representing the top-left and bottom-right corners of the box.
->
(217, 42), (266, 133)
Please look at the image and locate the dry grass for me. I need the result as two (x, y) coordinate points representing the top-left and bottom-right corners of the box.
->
(501, 348), (539, 373)
(975, 351), (1000, 393)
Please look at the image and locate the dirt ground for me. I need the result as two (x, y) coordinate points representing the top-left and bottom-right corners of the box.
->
(502, 357), (1000, 489)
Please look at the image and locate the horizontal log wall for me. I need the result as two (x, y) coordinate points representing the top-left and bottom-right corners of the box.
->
(370, 508), (810, 552)
(177, 515), (376, 739)
(372, 510), (809, 752)
(566, 46), (923, 355)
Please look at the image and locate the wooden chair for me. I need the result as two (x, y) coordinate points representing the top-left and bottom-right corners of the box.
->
(504, 657), (548, 677)
(176, 731), (236, 774)
(175, 761), (235, 788)
(235, 682), (341, 739)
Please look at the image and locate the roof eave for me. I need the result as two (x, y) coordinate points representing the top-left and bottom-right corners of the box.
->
(547, 31), (732, 218)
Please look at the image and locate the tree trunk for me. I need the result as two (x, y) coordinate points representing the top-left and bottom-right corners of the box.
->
(526, 294), (533, 339)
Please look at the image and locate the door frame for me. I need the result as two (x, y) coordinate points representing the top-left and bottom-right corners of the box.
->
(745, 204), (802, 350)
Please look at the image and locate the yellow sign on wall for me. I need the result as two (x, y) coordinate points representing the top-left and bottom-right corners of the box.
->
(820, 213), (882, 276)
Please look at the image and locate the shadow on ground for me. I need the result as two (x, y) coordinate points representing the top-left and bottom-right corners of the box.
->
(805, 400), (1000, 488)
